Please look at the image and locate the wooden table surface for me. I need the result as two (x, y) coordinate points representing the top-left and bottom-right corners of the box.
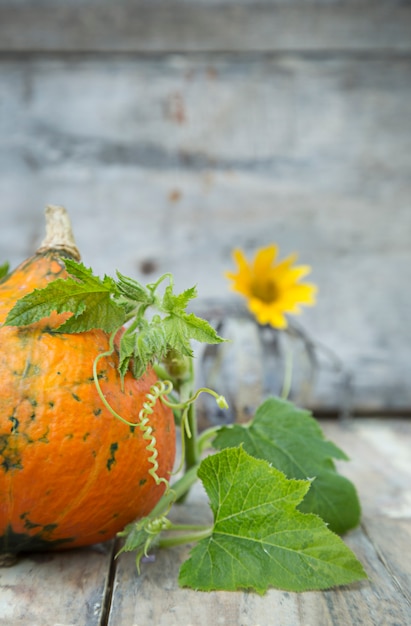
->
(0, 418), (410, 626)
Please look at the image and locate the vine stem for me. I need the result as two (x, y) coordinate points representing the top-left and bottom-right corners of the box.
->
(164, 523), (210, 532)
(159, 527), (212, 549)
(197, 425), (222, 454)
(92, 337), (133, 427)
(92, 332), (173, 489)
(148, 464), (200, 519)
(147, 272), (174, 293)
(177, 361), (199, 483)
(280, 345), (294, 400)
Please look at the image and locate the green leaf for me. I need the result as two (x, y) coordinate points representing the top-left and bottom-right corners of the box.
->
(117, 517), (168, 573)
(5, 260), (126, 333)
(117, 331), (136, 379)
(161, 284), (225, 352)
(116, 271), (153, 306)
(163, 312), (224, 354)
(0, 262), (9, 280)
(117, 521), (150, 554)
(212, 397), (361, 535)
(131, 322), (169, 378)
(4, 258), (225, 382)
(179, 312), (225, 345)
(161, 316), (194, 357)
(162, 284), (198, 313)
(179, 447), (367, 593)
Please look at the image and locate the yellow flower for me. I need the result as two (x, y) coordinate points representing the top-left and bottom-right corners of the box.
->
(225, 244), (317, 329)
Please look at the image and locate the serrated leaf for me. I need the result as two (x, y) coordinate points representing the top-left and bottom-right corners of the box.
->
(116, 271), (153, 305)
(5, 260), (126, 332)
(118, 332), (135, 379)
(213, 396), (361, 535)
(131, 323), (170, 378)
(117, 521), (148, 553)
(162, 316), (195, 357)
(117, 518), (163, 573)
(163, 312), (224, 352)
(162, 284), (198, 313)
(179, 447), (367, 593)
(180, 312), (225, 345)
(4, 256), (226, 385)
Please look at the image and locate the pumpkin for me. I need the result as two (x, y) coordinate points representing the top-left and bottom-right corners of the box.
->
(0, 206), (176, 556)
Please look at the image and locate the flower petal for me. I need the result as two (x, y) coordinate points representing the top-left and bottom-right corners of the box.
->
(248, 298), (288, 329)
(253, 244), (278, 276)
(276, 266), (312, 287)
(232, 248), (250, 273)
(282, 283), (318, 305)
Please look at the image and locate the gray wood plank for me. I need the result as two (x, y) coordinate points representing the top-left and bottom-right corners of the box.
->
(107, 419), (411, 625)
(322, 420), (411, 516)
(0, 542), (114, 626)
(0, 420), (409, 624)
(0, 53), (410, 410)
(0, 1), (410, 53)
(322, 419), (411, 604)
(363, 517), (411, 606)
(109, 524), (411, 626)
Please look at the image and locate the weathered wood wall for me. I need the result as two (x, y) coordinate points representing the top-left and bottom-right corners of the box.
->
(0, 1), (410, 413)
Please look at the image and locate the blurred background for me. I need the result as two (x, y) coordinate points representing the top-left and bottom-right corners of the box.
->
(0, 0), (410, 417)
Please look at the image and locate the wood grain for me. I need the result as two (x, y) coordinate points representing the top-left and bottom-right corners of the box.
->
(0, 542), (115, 626)
(0, 420), (410, 624)
(108, 521), (411, 626)
(322, 419), (411, 517)
(106, 419), (411, 626)
(323, 419), (411, 611)
(363, 517), (411, 606)
(0, 2), (410, 411)
(0, 3), (410, 623)
(1, 1), (410, 53)
(0, 53), (410, 410)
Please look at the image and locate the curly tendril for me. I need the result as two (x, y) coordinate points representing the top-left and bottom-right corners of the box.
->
(137, 380), (173, 489)
(92, 332), (173, 491)
(92, 329), (228, 491)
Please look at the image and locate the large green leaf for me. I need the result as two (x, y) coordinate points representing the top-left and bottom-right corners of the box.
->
(179, 447), (367, 593)
(212, 397), (361, 535)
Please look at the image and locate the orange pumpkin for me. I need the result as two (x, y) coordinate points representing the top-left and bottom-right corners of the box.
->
(0, 206), (175, 555)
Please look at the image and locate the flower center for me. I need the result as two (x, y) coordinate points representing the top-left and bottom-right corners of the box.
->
(251, 279), (278, 304)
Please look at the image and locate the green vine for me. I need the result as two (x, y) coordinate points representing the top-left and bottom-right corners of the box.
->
(135, 381), (174, 489)
(2, 242), (367, 593)
(92, 334), (172, 490)
(92, 328), (227, 492)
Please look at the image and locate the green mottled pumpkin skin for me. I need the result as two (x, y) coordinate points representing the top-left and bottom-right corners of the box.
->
(0, 251), (176, 554)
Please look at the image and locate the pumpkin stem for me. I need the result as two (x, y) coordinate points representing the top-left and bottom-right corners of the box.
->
(36, 205), (81, 261)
